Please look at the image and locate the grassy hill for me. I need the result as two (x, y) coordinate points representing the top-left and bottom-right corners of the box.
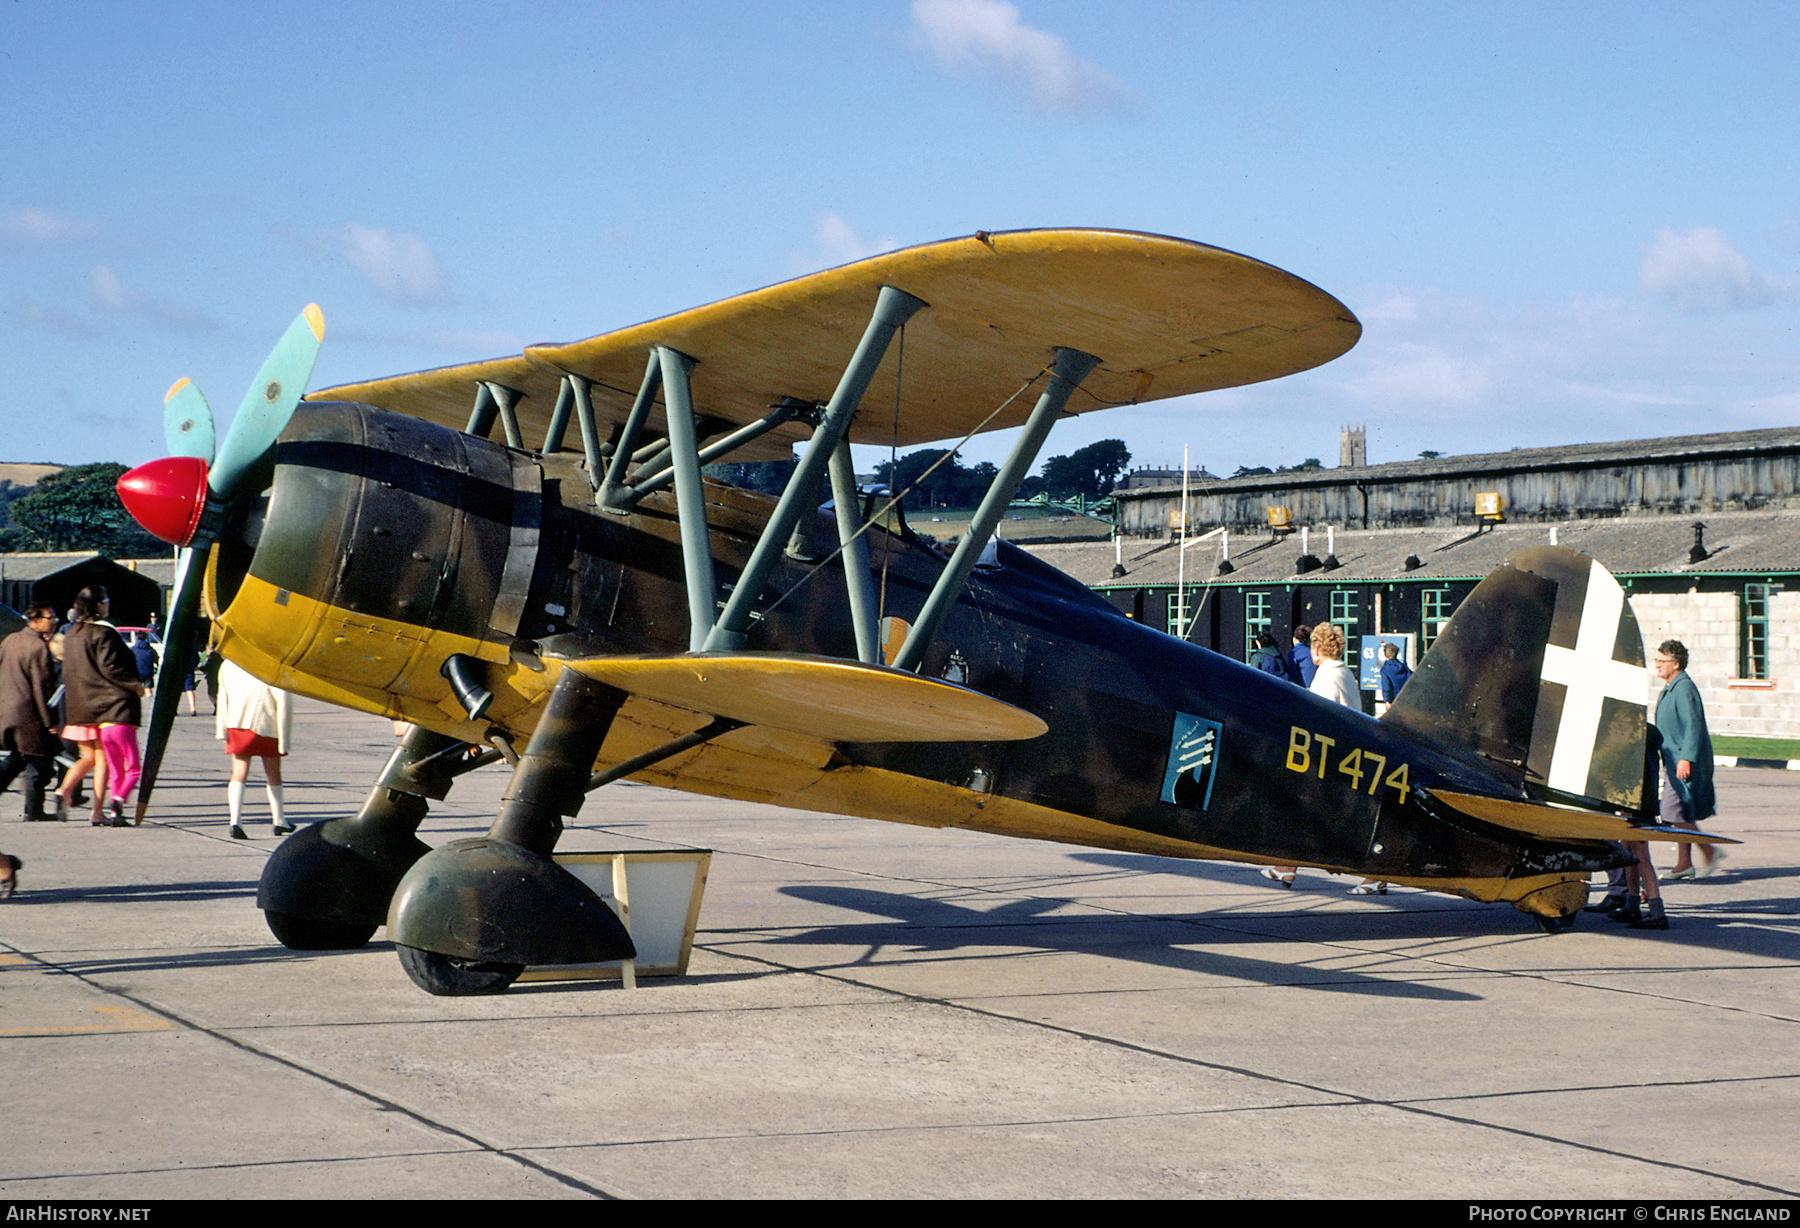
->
(911, 505), (1114, 545)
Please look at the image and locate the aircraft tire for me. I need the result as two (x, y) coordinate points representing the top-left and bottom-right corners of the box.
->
(396, 944), (524, 996)
(1533, 912), (1578, 935)
(264, 911), (378, 951)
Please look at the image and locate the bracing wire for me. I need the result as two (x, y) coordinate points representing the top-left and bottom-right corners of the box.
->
(756, 364), (1051, 623)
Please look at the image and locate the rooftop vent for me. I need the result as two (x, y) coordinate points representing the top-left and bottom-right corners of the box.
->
(1689, 521), (1709, 564)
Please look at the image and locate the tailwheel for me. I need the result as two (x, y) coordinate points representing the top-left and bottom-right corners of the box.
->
(264, 911), (378, 951)
(396, 944), (525, 996)
(1534, 912), (1578, 935)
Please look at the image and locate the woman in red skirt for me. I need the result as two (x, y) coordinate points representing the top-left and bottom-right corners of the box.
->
(215, 658), (294, 839)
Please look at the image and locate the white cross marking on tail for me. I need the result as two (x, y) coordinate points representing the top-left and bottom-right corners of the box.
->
(1539, 561), (1646, 794)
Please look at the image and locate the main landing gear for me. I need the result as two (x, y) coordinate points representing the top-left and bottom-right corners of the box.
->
(395, 946), (525, 996)
(265, 911), (382, 951)
(386, 672), (637, 996)
(258, 724), (470, 950)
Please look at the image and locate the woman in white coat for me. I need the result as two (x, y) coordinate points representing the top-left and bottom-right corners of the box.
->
(216, 658), (294, 839)
(1262, 624), (1374, 890)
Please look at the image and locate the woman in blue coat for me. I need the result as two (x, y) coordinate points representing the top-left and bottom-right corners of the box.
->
(1654, 640), (1722, 879)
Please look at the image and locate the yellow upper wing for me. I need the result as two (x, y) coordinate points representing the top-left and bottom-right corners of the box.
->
(309, 228), (1360, 460)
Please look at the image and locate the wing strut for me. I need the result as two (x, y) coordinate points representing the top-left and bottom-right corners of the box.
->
(890, 346), (1099, 673)
(828, 436), (880, 664)
(542, 376), (576, 456)
(566, 374), (608, 494)
(704, 284), (927, 654)
(659, 345), (718, 652)
(466, 381), (524, 449)
(585, 715), (745, 793)
(597, 352), (664, 509)
(623, 398), (811, 499)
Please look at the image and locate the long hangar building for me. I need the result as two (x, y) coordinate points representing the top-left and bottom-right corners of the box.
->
(1029, 426), (1800, 740)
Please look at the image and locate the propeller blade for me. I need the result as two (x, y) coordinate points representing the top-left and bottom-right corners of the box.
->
(210, 303), (325, 498)
(134, 544), (209, 822)
(162, 378), (216, 463)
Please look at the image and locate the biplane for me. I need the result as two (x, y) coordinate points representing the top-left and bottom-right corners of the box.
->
(116, 229), (1730, 995)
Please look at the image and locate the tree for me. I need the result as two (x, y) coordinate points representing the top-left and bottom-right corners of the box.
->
(8, 463), (165, 556)
(873, 449), (994, 509)
(1039, 439), (1131, 500)
(0, 483), (26, 551)
(705, 458), (798, 495)
(1418, 450), (1441, 460)
(1228, 458), (1321, 479)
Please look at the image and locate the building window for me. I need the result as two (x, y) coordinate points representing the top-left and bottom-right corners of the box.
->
(1422, 588), (1455, 653)
(1244, 590), (1272, 661)
(1330, 589), (1360, 667)
(1167, 588), (1193, 638)
(1742, 583), (1779, 679)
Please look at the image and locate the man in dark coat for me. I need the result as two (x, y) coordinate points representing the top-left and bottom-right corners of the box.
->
(0, 607), (62, 820)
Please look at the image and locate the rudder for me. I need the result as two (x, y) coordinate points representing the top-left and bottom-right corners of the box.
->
(1383, 546), (1648, 813)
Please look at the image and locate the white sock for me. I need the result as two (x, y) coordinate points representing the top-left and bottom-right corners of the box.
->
(228, 780), (245, 826)
(267, 784), (286, 828)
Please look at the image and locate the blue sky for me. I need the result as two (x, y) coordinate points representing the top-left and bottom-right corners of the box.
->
(5, 0), (1796, 479)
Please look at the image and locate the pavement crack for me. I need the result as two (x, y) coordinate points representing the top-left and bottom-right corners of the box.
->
(709, 944), (1798, 1197)
(2, 948), (623, 1201)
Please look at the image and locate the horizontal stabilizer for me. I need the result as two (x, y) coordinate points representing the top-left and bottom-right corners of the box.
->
(1433, 789), (1740, 846)
(561, 652), (1048, 744)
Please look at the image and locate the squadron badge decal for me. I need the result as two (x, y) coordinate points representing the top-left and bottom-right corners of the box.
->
(1161, 712), (1224, 811)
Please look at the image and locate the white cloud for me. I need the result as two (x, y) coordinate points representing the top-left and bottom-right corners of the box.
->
(1738, 388), (1800, 419)
(1, 206), (95, 242)
(1311, 283), (1800, 454)
(1349, 349), (1494, 407)
(786, 213), (900, 274)
(87, 264), (214, 334)
(90, 264), (129, 312)
(809, 212), (899, 269)
(1354, 292), (1422, 326)
(9, 299), (101, 338)
(341, 327), (529, 356)
(910, 0), (1130, 115)
(1639, 226), (1783, 314)
(944, 282), (1800, 477)
(339, 224), (449, 305)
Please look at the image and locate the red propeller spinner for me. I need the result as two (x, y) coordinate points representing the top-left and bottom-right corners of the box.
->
(117, 455), (210, 546)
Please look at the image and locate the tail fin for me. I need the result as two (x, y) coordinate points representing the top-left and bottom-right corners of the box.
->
(1383, 545), (1648, 812)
